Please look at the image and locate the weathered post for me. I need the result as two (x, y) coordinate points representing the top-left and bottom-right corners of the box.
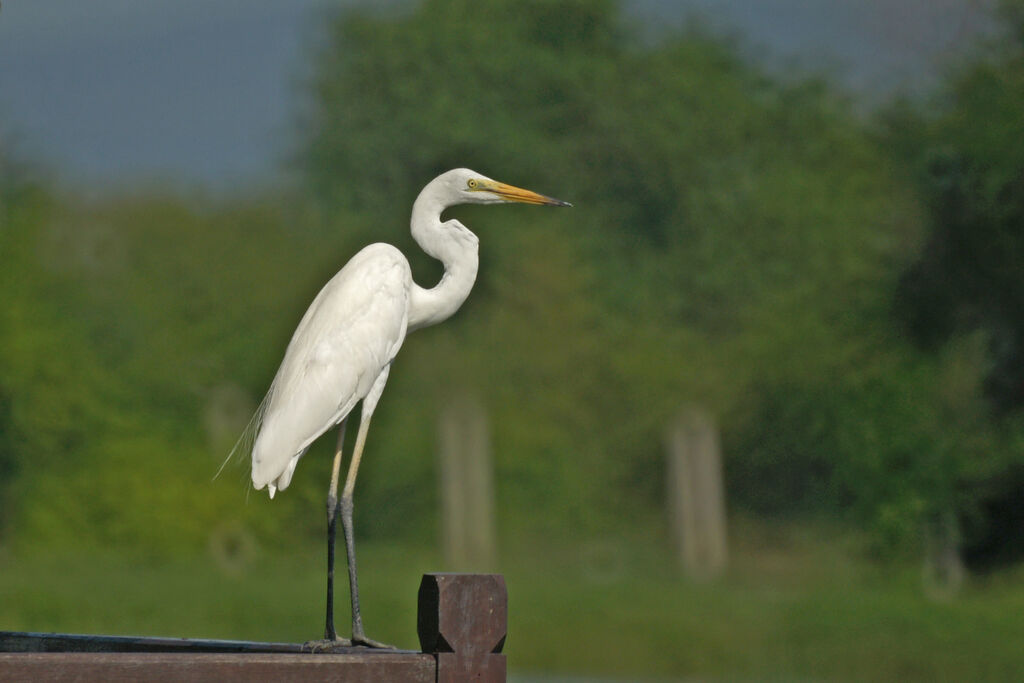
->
(418, 573), (507, 683)
(666, 406), (728, 579)
(922, 509), (965, 599)
(438, 393), (497, 570)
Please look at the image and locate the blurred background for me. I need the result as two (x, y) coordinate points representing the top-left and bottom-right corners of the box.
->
(2, 0), (1024, 680)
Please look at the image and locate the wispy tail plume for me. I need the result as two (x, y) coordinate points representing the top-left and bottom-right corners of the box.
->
(214, 389), (272, 482)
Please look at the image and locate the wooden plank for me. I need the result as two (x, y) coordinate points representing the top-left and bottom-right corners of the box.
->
(0, 631), (306, 653)
(0, 571), (508, 681)
(0, 652), (435, 682)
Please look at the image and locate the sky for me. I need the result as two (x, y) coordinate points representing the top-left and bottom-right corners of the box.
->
(0, 0), (998, 191)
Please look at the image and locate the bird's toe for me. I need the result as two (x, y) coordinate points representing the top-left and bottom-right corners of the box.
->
(351, 634), (397, 650)
(303, 637), (353, 653)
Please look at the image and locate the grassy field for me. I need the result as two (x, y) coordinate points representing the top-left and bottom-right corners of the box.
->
(2, 521), (1022, 681)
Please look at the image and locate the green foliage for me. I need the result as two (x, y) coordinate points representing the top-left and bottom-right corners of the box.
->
(887, 5), (1024, 409)
(875, 1), (1024, 558)
(2, 0), (1022, 560)
(731, 337), (999, 549)
(0, 184), (336, 550)
(299, 0), (929, 539)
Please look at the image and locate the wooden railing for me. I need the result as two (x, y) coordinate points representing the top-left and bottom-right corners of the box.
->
(0, 572), (506, 682)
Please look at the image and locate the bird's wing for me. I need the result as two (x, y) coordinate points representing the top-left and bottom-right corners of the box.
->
(251, 243), (411, 491)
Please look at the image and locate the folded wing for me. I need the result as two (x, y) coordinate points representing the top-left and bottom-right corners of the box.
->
(251, 243), (412, 493)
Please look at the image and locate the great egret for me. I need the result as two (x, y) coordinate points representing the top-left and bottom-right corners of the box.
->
(246, 168), (570, 649)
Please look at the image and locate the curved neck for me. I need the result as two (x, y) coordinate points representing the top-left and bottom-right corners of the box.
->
(407, 187), (479, 332)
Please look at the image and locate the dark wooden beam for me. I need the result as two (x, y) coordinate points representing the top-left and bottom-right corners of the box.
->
(0, 652), (435, 682)
(0, 632), (308, 654)
(0, 572), (508, 682)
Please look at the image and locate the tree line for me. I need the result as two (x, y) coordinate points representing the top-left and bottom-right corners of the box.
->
(1, 0), (1022, 567)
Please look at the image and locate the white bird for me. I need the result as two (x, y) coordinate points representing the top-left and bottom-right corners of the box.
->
(246, 168), (570, 649)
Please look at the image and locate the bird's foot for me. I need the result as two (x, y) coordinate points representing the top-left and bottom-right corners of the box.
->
(351, 633), (397, 649)
(302, 636), (353, 653)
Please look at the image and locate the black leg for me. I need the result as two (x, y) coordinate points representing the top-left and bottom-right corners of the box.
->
(337, 395), (394, 649)
(340, 495), (363, 638)
(303, 422), (350, 652)
(340, 493), (393, 648)
(324, 493), (340, 641)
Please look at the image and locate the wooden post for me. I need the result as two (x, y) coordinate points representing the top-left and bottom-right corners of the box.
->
(666, 406), (728, 579)
(923, 509), (965, 600)
(418, 573), (507, 683)
(438, 393), (497, 570)
(0, 572), (508, 682)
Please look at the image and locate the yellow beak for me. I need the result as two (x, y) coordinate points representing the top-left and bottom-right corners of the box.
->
(482, 180), (572, 207)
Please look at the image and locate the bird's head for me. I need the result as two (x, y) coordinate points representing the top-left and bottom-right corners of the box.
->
(440, 168), (572, 207)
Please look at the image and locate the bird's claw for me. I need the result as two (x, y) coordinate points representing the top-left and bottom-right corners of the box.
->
(352, 634), (397, 649)
(302, 635), (396, 651)
(303, 637), (353, 653)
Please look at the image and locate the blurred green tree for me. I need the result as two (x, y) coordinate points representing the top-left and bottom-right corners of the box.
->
(892, 0), (1024, 410)
(881, 0), (1024, 564)
(7, 0), (1014, 557)
(300, 0), (925, 540)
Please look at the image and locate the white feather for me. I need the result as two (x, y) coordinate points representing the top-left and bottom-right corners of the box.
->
(251, 243), (411, 492)
(245, 168), (567, 498)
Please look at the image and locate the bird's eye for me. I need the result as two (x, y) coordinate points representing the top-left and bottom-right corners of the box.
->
(467, 179), (479, 189)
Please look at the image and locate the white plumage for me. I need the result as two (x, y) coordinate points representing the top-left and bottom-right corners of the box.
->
(252, 243), (411, 496)
(244, 167), (569, 649)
